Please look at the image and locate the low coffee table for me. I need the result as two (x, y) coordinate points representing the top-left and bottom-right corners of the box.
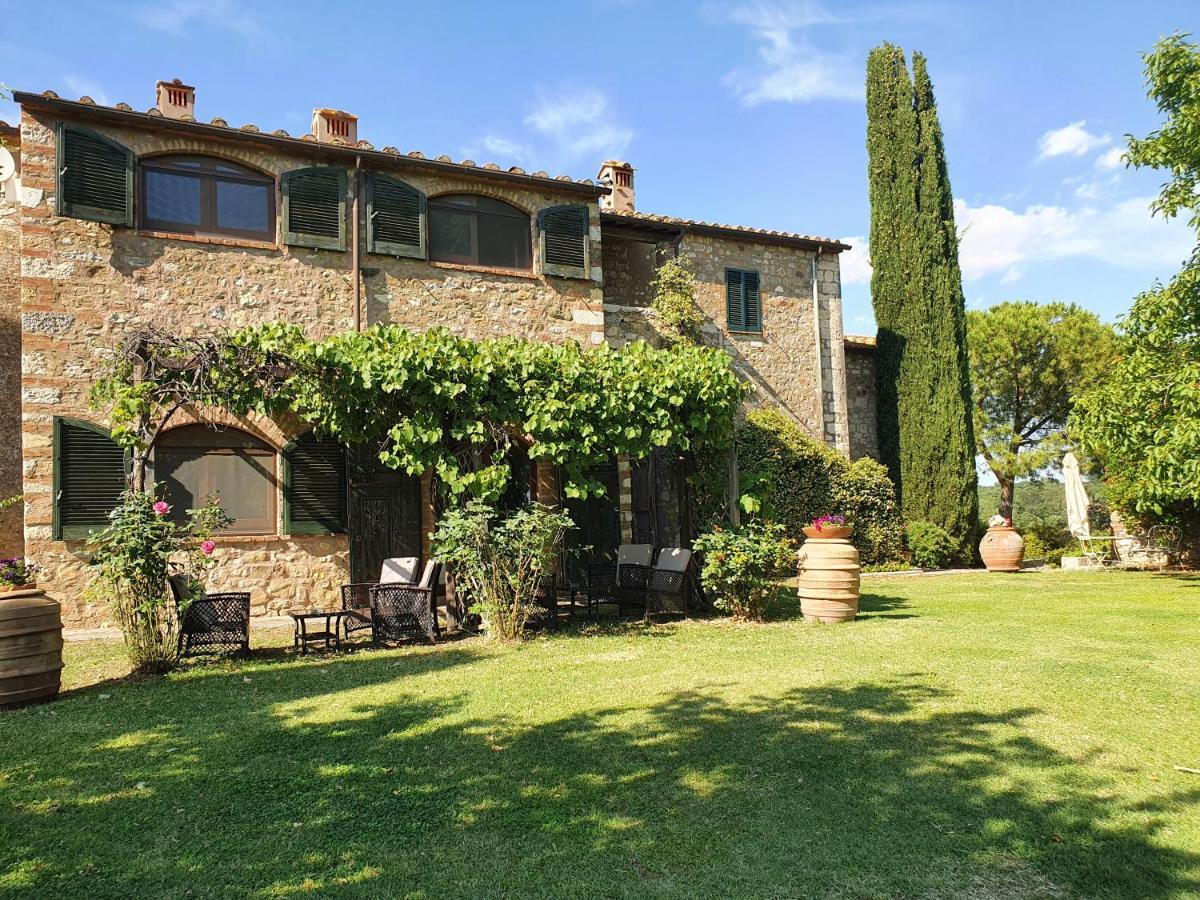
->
(291, 610), (351, 654)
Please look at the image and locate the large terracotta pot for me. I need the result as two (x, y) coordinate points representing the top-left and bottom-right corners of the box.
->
(802, 525), (853, 541)
(980, 526), (1024, 572)
(0, 588), (64, 709)
(797, 533), (861, 623)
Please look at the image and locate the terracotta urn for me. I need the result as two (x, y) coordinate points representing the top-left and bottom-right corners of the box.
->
(0, 587), (63, 709)
(802, 525), (853, 541)
(980, 526), (1024, 572)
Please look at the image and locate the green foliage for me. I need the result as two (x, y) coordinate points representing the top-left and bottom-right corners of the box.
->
(86, 491), (231, 673)
(1071, 34), (1200, 539)
(94, 324), (746, 503)
(693, 520), (795, 621)
(0, 556), (39, 587)
(432, 501), (573, 641)
(0, 494), (21, 512)
(904, 520), (957, 569)
(978, 479), (1108, 534)
(968, 302), (1115, 519)
(1021, 521), (1074, 567)
(729, 408), (904, 566)
(867, 44), (979, 545)
(650, 258), (705, 340)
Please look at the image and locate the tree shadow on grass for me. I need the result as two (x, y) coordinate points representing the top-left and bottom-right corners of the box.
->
(2, 655), (1198, 897)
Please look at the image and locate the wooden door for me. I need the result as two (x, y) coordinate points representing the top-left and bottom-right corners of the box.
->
(347, 447), (422, 584)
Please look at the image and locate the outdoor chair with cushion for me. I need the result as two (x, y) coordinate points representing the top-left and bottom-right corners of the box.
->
(586, 544), (653, 616)
(369, 560), (442, 645)
(169, 574), (251, 658)
(341, 557), (421, 640)
(645, 548), (693, 617)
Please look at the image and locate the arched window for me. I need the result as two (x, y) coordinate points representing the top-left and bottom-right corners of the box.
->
(153, 425), (276, 535)
(139, 155), (275, 241)
(428, 194), (531, 270)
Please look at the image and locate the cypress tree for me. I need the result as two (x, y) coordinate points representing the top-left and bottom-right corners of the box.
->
(866, 45), (979, 548)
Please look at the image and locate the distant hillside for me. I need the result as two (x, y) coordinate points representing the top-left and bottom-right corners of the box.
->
(978, 479), (1108, 530)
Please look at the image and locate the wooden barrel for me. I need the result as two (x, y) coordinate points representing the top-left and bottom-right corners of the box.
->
(0, 589), (64, 709)
(797, 538), (861, 623)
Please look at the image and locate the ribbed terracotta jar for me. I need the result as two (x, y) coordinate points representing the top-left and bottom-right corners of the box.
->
(0, 588), (64, 709)
(797, 533), (861, 623)
(979, 526), (1024, 573)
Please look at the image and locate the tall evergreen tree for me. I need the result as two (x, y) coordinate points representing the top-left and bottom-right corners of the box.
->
(866, 45), (979, 547)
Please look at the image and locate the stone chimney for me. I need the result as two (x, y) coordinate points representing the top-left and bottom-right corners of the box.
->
(597, 160), (635, 213)
(312, 109), (358, 145)
(155, 79), (196, 120)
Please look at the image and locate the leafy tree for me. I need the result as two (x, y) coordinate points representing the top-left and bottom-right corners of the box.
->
(968, 301), (1115, 519)
(1071, 33), (1200, 529)
(866, 45), (978, 552)
(650, 258), (705, 340)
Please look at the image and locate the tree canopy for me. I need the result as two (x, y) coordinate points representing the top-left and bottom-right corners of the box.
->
(1071, 33), (1200, 524)
(968, 301), (1115, 519)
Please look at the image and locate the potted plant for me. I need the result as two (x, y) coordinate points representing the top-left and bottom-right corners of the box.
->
(802, 514), (852, 541)
(0, 557), (40, 592)
(979, 514), (1025, 572)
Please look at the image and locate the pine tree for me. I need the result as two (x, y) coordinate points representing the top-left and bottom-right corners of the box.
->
(866, 45), (979, 549)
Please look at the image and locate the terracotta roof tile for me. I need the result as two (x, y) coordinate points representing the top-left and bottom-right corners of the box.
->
(601, 210), (850, 252)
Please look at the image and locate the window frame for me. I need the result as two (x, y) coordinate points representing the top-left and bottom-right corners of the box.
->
(725, 267), (763, 334)
(138, 154), (277, 242)
(428, 193), (533, 271)
(152, 425), (278, 536)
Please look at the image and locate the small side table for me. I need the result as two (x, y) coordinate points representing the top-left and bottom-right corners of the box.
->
(291, 610), (350, 654)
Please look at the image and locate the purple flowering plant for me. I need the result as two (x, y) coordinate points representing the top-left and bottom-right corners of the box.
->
(0, 557), (40, 587)
(810, 514), (847, 531)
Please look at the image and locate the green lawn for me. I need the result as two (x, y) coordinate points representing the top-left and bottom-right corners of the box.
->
(2, 571), (1199, 898)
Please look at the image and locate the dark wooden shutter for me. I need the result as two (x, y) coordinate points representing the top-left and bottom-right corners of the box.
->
(725, 268), (745, 331)
(283, 432), (347, 534)
(366, 173), (425, 258)
(743, 270), (762, 332)
(539, 204), (590, 276)
(57, 125), (134, 225)
(282, 167), (346, 251)
(53, 418), (126, 540)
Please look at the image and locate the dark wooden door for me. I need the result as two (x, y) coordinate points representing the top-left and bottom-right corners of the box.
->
(347, 447), (422, 584)
(562, 459), (621, 585)
(630, 449), (691, 548)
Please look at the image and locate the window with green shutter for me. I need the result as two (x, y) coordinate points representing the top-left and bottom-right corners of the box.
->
(53, 418), (127, 540)
(725, 268), (762, 333)
(538, 204), (590, 278)
(56, 125), (134, 225)
(282, 167), (346, 251)
(366, 173), (426, 258)
(283, 432), (347, 535)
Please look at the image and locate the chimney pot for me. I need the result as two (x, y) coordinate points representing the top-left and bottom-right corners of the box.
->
(312, 108), (358, 145)
(597, 160), (635, 213)
(155, 79), (195, 120)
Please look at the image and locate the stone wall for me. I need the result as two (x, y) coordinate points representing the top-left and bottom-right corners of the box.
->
(845, 342), (880, 462)
(0, 176), (21, 557)
(14, 107), (605, 625)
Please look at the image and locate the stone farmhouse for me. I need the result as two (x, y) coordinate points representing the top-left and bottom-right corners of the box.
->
(0, 80), (879, 626)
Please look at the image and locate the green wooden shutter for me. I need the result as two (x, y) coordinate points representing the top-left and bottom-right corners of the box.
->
(56, 125), (134, 225)
(282, 167), (347, 251)
(283, 432), (347, 535)
(539, 204), (590, 277)
(725, 268), (745, 331)
(366, 173), (426, 258)
(743, 270), (762, 332)
(53, 418), (127, 540)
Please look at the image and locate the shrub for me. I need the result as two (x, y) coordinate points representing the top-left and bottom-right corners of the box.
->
(694, 520), (795, 621)
(0, 557), (39, 587)
(87, 491), (230, 674)
(696, 408), (905, 566)
(905, 520), (957, 569)
(432, 501), (573, 641)
(650, 258), (705, 339)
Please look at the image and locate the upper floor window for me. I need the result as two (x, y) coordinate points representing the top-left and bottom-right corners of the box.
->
(429, 194), (531, 270)
(140, 155), (275, 242)
(725, 267), (762, 333)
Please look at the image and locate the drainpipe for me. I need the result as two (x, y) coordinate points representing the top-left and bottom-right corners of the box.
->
(811, 247), (826, 444)
(351, 154), (362, 331)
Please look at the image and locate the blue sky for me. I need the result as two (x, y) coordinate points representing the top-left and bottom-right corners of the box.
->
(2, 0), (1195, 333)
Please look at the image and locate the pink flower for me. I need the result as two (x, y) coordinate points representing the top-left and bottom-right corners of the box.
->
(200, 540), (216, 556)
(153, 501), (171, 516)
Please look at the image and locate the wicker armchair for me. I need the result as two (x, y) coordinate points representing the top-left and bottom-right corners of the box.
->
(369, 561), (442, 646)
(586, 544), (653, 616)
(169, 575), (250, 657)
(340, 557), (421, 641)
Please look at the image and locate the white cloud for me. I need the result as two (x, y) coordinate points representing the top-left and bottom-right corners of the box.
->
(62, 76), (109, 106)
(1095, 146), (1126, 170)
(137, 0), (265, 41)
(954, 195), (1194, 281)
(1037, 120), (1110, 160)
(717, 2), (861, 105)
(524, 89), (632, 160)
(838, 235), (871, 285)
(464, 135), (533, 166)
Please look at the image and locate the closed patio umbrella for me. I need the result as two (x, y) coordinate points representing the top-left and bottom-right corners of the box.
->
(1063, 452), (1090, 539)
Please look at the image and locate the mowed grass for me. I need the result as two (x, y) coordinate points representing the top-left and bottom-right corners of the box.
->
(2, 571), (1199, 899)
